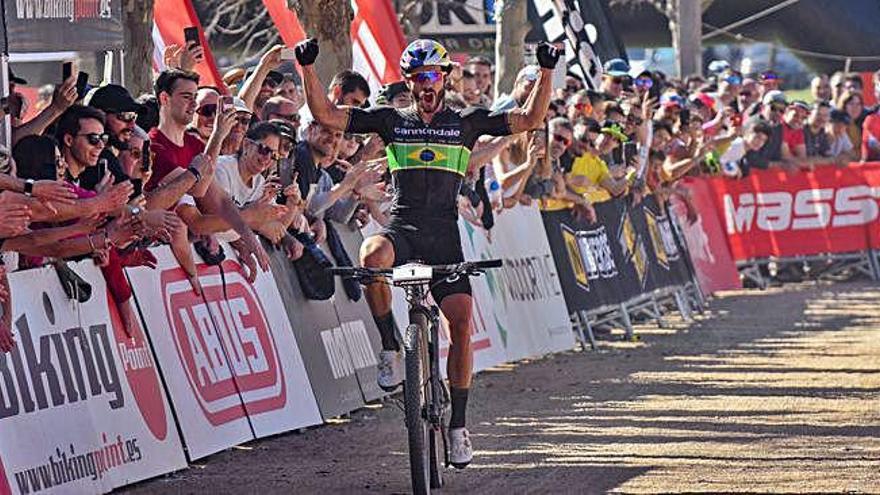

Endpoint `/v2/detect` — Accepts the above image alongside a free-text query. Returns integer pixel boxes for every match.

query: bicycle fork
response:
[425,306,451,467]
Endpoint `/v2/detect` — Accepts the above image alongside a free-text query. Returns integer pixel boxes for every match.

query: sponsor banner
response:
[265,246,365,419]
[326,223,387,403]
[127,247,253,460]
[197,255,322,439]
[675,178,741,294]
[0,262,186,495]
[703,166,876,260]
[541,203,626,313]
[459,205,574,361]
[3,0,124,53]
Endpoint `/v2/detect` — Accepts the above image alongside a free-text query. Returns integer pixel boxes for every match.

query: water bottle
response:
[487,179,502,210]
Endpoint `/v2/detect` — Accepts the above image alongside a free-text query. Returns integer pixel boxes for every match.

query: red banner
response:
[673,179,742,294]
[153,0,225,90]
[692,164,880,261]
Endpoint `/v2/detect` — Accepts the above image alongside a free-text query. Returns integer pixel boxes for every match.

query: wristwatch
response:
[187,165,202,182]
[23,179,34,197]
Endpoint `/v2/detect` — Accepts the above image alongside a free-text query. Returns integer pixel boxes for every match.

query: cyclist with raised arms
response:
[296,37,559,467]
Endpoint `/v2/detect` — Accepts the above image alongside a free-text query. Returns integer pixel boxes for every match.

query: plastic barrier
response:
[0,261,186,494]
[459,204,575,361]
[126,246,322,460]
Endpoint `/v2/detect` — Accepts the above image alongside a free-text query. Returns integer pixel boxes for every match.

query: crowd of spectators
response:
[1,35,879,352]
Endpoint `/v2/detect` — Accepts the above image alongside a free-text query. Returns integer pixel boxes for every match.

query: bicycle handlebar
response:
[326,260,503,281]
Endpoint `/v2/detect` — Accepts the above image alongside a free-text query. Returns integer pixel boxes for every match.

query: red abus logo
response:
[109,292,168,441]
[161,261,286,426]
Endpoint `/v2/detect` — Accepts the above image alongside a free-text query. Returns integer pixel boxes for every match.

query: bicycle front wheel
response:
[404,309,431,494]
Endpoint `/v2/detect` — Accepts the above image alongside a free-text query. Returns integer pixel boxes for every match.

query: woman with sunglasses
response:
[296,36,560,469]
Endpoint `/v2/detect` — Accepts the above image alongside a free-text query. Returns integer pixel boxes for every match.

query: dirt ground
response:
[124,281,880,494]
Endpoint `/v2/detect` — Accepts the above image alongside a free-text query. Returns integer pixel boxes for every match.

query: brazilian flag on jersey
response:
[386,143,471,176]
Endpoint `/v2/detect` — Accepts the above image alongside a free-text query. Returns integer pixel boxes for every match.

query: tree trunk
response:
[123,0,155,96]
[671,0,702,78]
[290,0,354,86]
[493,0,529,101]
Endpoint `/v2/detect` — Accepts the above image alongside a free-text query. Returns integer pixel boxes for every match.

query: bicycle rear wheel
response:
[404,310,431,494]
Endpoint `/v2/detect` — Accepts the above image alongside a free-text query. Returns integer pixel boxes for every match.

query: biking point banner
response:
[0,261,186,495]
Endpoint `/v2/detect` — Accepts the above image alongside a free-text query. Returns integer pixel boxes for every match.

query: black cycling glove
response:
[295,38,319,66]
[535,42,561,69]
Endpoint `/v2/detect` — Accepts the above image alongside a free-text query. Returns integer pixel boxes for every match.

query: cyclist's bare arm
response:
[506,67,554,134]
[301,64,350,131]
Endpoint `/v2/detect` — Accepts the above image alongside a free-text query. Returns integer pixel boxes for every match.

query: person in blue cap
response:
[601,58,631,98]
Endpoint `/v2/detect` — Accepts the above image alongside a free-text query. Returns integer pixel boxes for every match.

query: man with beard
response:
[297,37,559,468]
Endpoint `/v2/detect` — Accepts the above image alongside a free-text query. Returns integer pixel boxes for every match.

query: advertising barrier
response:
[0,261,186,494]
[126,246,322,460]
[265,243,366,419]
[698,165,880,261]
[673,179,742,294]
[459,204,575,361]
[542,194,699,318]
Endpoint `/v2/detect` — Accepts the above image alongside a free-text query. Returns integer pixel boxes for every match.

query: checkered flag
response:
[529,0,608,90]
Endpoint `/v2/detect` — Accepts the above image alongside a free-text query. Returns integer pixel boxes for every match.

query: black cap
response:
[268,119,296,141]
[829,109,851,124]
[8,70,26,85]
[86,84,143,113]
[378,81,407,104]
[246,66,284,86]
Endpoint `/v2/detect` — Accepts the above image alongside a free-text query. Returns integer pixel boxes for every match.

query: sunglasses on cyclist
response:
[247,138,281,160]
[196,104,217,117]
[78,133,109,146]
[408,71,444,84]
[113,111,138,123]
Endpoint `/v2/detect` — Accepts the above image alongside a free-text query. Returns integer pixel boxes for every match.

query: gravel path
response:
[124,281,880,494]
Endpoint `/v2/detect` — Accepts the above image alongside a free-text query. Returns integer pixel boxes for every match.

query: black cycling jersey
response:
[346,105,511,221]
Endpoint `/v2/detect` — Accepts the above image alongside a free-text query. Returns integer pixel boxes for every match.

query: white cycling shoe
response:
[377,350,404,391]
[448,427,473,469]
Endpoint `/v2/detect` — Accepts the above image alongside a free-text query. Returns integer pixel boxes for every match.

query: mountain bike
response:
[329,259,502,495]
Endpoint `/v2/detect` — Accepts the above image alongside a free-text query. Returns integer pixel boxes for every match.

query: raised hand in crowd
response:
[0,193,32,238]
[33,179,77,205]
[106,214,141,250]
[294,38,319,67]
[163,43,205,71]
[139,209,180,242]
[52,76,78,112]
[238,44,285,111]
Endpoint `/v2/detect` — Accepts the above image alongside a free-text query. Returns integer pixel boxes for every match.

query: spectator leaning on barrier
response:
[781,100,809,160]
[811,74,833,103]
[836,90,865,147]
[804,101,831,158]
[149,68,269,282]
[828,109,856,160]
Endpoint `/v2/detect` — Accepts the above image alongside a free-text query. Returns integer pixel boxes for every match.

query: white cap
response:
[231,96,253,114]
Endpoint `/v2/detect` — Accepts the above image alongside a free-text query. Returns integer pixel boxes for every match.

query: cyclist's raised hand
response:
[295,38,319,67]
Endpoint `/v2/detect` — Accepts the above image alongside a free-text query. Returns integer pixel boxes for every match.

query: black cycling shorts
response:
[379,216,471,304]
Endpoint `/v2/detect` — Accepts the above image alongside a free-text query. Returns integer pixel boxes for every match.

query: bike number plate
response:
[392,264,434,286]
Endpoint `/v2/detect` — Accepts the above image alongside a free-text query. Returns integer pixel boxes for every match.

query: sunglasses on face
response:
[78,133,109,146]
[635,78,653,88]
[263,79,279,89]
[565,84,580,93]
[408,71,443,84]
[725,75,743,85]
[553,133,572,147]
[113,111,138,123]
[235,115,252,126]
[196,104,217,117]
[739,91,752,98]
[248,138,281,160]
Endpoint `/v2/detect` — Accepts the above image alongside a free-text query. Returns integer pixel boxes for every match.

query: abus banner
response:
[0,262,186,495]
[703,166,879,260]
[127,246,321,460]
